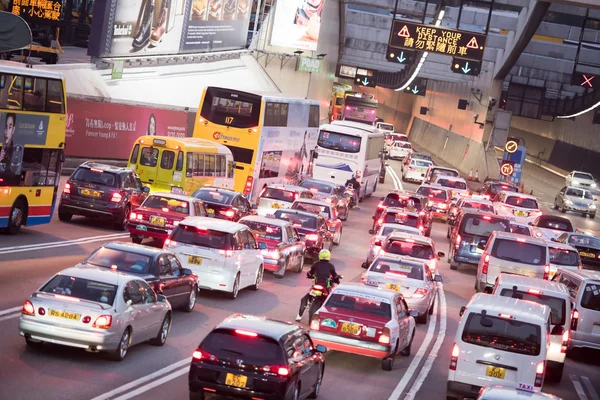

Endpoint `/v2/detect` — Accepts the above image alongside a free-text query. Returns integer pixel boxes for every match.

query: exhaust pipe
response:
[86,346,99,353]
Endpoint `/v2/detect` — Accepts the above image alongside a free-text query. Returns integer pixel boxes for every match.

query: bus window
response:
[200,88,261,128]
[195,153,204,176]
[140,147,159,167]
[227,160,234,178]
[130,144,140,164]
[309,105,320,127]
[205,154,216,177]
[46,79,65,113]
[23,78,46,112]
[160,150,175,170]
[8,75,23,109]
[318,130,361,153]
[186,152,194,177]
[176,151,184,172]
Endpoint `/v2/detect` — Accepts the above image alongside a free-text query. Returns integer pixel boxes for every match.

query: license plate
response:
[136,224,147,231]
[188,256,203,265]
[80,189,100,198]
[580,252,595,258]
[207,208,214,215]
[515,210,527,217]
[485,366,506,379]
[310,290,323,296]
[341,322,361,335]
[385,283,401,291]
[417,169,425,173]
[150,216,166,227]
[49,309,81,321]
[271,203,281,209]
[225,373,247,388]
[475,247,484,254]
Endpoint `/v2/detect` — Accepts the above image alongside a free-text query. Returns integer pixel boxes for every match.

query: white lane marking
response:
[0,306,22,316]
[387,292,438,400]
[404,283,447,400]
[0,233,129,251]
[112,367,189,400]
[90,357,191,400]
[386,165,404,191]
[0,313,20,322]
[582,376,600,400]
[571,374,590,400]
[0,233,129,255]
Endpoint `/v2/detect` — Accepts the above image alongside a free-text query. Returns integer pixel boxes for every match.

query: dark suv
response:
[192,187,256,221]
[58,162,149,230]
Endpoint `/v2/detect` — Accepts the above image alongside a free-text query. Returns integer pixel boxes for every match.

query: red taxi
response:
[373,207,427,236]
[239,215,306,278]
[416,184,452,221]
[128,192,207,244]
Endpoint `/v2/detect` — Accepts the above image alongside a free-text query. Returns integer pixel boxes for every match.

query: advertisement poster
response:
[270,0,325,51]
[89,0,251,57]
[65,98,189,159]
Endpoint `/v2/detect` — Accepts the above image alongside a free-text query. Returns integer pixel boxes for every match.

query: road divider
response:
[0,306,22,322]
[0,233,129,255]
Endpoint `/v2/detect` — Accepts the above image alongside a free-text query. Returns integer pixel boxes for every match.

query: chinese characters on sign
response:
[388,21,487,61]
[10,0,63,22]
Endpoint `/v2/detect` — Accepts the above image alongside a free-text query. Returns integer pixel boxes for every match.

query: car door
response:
[167,254,193,307]
[136,279,164,339]
[156,255,181,305]
[244,229,261,282]
[123,280,153,344]
[398,296,411,348]
[124,173,146,208]
[285,334,318,398]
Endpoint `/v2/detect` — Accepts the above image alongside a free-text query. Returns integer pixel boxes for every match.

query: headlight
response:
[591,204,597,209]
[573,180,580,185]
[592,183,597,188]
[564,199,573,205]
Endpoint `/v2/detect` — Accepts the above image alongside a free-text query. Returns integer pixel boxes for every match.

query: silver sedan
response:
[19,266,172,361]
[363,223,422,268]
[554,186,596,218]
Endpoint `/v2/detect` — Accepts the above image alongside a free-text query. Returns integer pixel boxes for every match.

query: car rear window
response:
[143,195,190,215]
[382,212,419,227]
[72,167,118,188]
[412,160,432,168]
[41,275,118,306]
[573,172,593,180]
[510,224,531,236]
[274,210,317,230]
[549,247,579,266]
[462,313,541,356]
[193,189,234,205]
[461,215,510,237]
[240,221,282,241]
[505,196,538,209]
[369,258,424,280]
[261,188,297,202]
[389,134,407,142]
[383,194,423,210]
[537,217,573,232]
[432,169,459,178]
[437,179,467,190]
[417,186,448,200]
[326,292,392,318]
[581,284,600,312]
[200,329,286,365]
[462,201,494,213]
[171,225,232,250]
[491,183,518,194]
[84,248,152,274]
[568,235,600,247]
[397,142,411,149]
[299,180,333,194]
[499,288,566,326]
[413,153,433,162]
[383,239,434,260]
[491,239,546,265]
[292,202,330,218]
[381,225,419,236]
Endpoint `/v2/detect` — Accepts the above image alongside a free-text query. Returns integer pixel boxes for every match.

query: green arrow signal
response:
[412,86,419,94]
[397,52,406,63]
[362,77,369,86]
[462,62,471,74]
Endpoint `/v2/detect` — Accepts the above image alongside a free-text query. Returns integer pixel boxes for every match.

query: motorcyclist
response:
[345,174,361,208]
[295,249,338,322]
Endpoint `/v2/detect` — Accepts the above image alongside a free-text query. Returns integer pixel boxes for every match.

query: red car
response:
[128,192,208,244]
[416,185,452,221]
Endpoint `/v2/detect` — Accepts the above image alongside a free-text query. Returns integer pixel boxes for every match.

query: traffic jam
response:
[9,130,600,400]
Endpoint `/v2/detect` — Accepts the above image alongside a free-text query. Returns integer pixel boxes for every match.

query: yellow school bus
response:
[127,136,234,195]
[193,86,320,200]
[0,62,67,234]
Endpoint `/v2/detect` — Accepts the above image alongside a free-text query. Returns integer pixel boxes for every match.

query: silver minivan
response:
[552,268,600,351]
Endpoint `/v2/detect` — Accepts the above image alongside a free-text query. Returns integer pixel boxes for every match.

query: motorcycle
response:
[306,272,343,321]
[343,185,357,209]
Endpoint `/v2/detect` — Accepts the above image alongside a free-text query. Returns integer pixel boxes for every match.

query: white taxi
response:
[388,141,412,160]
[493,191,542,224]
[477,386,562,400]
[363,223,422,267]
[380,231,445,276]
[433,176,469,199]
[447,293,551,399]
[255,185,314,216]
[309,282,417,371]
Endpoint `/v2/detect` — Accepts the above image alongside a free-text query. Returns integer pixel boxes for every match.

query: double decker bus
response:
[0,62,66,234]
[193,86,320,201]
[342,92,378,125]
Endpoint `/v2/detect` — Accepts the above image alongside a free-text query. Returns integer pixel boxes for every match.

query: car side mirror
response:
[315,344,327,353]
[182,268,192,276]
[409,311,419,318]
[380,197,384,201]
[459,306,466,317]
[551,238,557,242]
[435,275,443,282]
[157,294,167,303]
[372,216,376,220]
[252,204,258,209]
[528,222,533,226]
[312,153,318,159]
[143,186,150,193]
[437,252,445,258]
[477,242,486,250]
[368,229,375,235]
[126,299,133,306]
[258,242,268,250]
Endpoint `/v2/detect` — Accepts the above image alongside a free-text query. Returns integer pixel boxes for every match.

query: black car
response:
[479,180,519,199]
[555,232,600,266]
[58,161,149,230]
[80,242,199,311]
[273,209,333,261]
[299,178,350,221]
[373,190,432,233]
[189,314,326,400]
[192,187,256,221]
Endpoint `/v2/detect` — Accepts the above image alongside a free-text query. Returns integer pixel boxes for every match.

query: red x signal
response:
[581,74,595,88]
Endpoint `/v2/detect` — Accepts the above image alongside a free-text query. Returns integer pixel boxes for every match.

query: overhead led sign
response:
[572,72,597,88]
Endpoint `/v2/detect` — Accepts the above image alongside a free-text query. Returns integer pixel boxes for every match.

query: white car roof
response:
[559,268,600,282]
[545,241,577,251]
[431,166,458,173]
[466,293,550,325]
[148,192,197,202]
[386,231,433,245]
[496,274,570,298]
[571,170,593,177]
[499,191,538,200]
[479,385,562,400]
[239,215,291,227]
[435,176,466,183]
[333,282,398,300]
[565,186,592,193]
[180,216,246,233]
[493,231,547,246]
[379,223,421,235]
[292,199,331,208]
[266,184,309,192]
[56,266,137,286]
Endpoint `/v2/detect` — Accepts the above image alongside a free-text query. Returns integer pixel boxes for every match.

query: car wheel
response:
[400,330,415,356]
[131,235,143,244]
[114,205,130,231]
[296,255,304,273]
[228,273,240,299]
[251,265,264,290]
[25,337,43,347]
[58,210,72,222]
[308,365,323,398]
[560,205,566,214]
[150,313,171,346]
[189,390,205,400]
[417,310,429,324]
[109,328,131,361]
[181,286,197,312]
[553,201,559,210]
[7,199,26,235]
[276,257,288,279]
[334,228,342,245]
[381,356,394,371]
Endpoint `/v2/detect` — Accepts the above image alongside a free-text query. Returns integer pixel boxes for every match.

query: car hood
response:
[536,227,569,241]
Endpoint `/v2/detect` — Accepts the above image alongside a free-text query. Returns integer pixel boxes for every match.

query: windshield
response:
[383,239,434,260]
[193,189,234,205]
[318,130,361,153]
[326,291,391,318]
[462,313,541,356]
[41,275,118,306]
[299,180,333,194]
[383,194,423,210]
[382,212,419,227]
[274,210,317,230]
[143,195,190,215]
[549,247,579,266]
[369,258,424,280]
[573,172,593,180]
[417,187,448,200]
[437,179,467,190]
[581,284,600,312]
[240,221,282,241]
[491,239,546,265]
[396,142,411,149]
[462,201,494,212]
[499,289,566,326]
[462,216,510,237]
[510,224,531,236]
[566,188,593,199]
[505,196,539,209]
[537,217,573,232]
[292,202,331,218]
[261,188,297,203]
[201,329,286,365]
[412,160,432,168]
[381,225,419,236]
[72,167,118,188]
[568,235,600,247]
[171,225,232,250]
[85,248,152,274]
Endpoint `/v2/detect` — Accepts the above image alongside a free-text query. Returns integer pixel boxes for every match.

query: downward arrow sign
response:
[462,62,471,74]
[362,77,369,86]
[411,86,419,94]
[397,52,406,63]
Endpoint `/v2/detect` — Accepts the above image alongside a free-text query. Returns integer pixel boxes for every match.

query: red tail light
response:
[243,176,254,195]
[235,329,258,337]
[22,300,35,316]
[534,361,545,387]
[192,350,203,360]
[374,239,382,246]
[378,327,391,344]
[377,202,385,209]
[220,210,235,218]
[111,192,123,203]
[218,249,234,258]
[482,254,490,275]
[192,349,219,362]
[310,314,320,330]
[377,218,383,225]
[418,225,424,232]
[455,234,461,249]
[93,315,112,329]
[164,239,177,247]
[305,234,319,241]
[561,329,569,353]
[324,198,332,203]
[543,264,550,280]
[571,309,579,331]
[450,343,459,370]
[82,316,91,324]
[313,285,324,290]
[412,288,428,298]
[64,182,71,194]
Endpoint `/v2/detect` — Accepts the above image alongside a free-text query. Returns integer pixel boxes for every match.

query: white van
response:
[546,241,581,280]
[447,293,551,400]
[256,184,314,216]
[165,217,265,299]
[476,232,550,293]
[492,274,572,382]
[552,268,600,352]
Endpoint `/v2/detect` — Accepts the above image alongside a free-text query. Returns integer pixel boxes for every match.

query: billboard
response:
[88,0,252,58]
[270,0,325,51]
[9,0,63,24]
[65,98,190,159]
